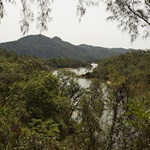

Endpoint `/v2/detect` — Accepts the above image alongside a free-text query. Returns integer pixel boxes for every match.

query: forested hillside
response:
[0,34,132,62]
[0,49,84,149]
[47,58,88,68]
[0,49,149,149]
[91,50,150,149]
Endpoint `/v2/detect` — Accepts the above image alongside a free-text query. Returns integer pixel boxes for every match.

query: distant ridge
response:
[0,34,132,61]
[52,36,62,42]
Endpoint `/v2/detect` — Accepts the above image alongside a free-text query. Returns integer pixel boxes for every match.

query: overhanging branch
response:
[116,0,150,26]
[126,4,150,26]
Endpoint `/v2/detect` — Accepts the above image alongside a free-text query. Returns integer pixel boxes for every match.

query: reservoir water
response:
[53,63,98,88]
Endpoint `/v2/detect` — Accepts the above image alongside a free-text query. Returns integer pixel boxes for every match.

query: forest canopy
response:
[0,48,150,149]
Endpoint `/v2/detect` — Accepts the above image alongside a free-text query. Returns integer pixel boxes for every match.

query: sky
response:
[0,0,150,49]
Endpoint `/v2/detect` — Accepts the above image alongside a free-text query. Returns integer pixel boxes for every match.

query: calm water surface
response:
[53,63,98,88]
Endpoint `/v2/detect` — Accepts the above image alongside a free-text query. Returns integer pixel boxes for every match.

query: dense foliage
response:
[0,49,150,149]
[0,49,81,149]
[47,58,88,68]
[92,50,150,149]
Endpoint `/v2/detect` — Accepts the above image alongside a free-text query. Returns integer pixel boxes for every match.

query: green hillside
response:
[0,49,150,149]
[0,34,132,62]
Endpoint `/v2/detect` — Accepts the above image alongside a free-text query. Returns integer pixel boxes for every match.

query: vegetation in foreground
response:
[0,49,150,149]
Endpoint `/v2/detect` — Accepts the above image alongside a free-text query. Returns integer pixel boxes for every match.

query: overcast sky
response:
[0,0,150,49]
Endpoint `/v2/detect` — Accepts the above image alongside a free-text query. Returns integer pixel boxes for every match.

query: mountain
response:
[0,34,132,61]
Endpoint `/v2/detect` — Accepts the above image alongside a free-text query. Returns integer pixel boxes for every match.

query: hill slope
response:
[0,34,132,61]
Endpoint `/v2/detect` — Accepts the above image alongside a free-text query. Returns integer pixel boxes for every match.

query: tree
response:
[0,0,53,34]
[22,73,59,120]
[0,49,78,149]
[91,50,150,149]
[0,0,149,40]
[77,0,150,41]
[56,69,84,119]
[80,78,105,150]
[104,0,150,41]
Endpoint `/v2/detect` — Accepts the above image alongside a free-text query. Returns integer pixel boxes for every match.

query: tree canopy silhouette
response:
[0,0,149,41]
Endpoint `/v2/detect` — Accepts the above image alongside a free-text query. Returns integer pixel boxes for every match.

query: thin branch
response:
[116,0,150,26]
[126,4,150,26]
